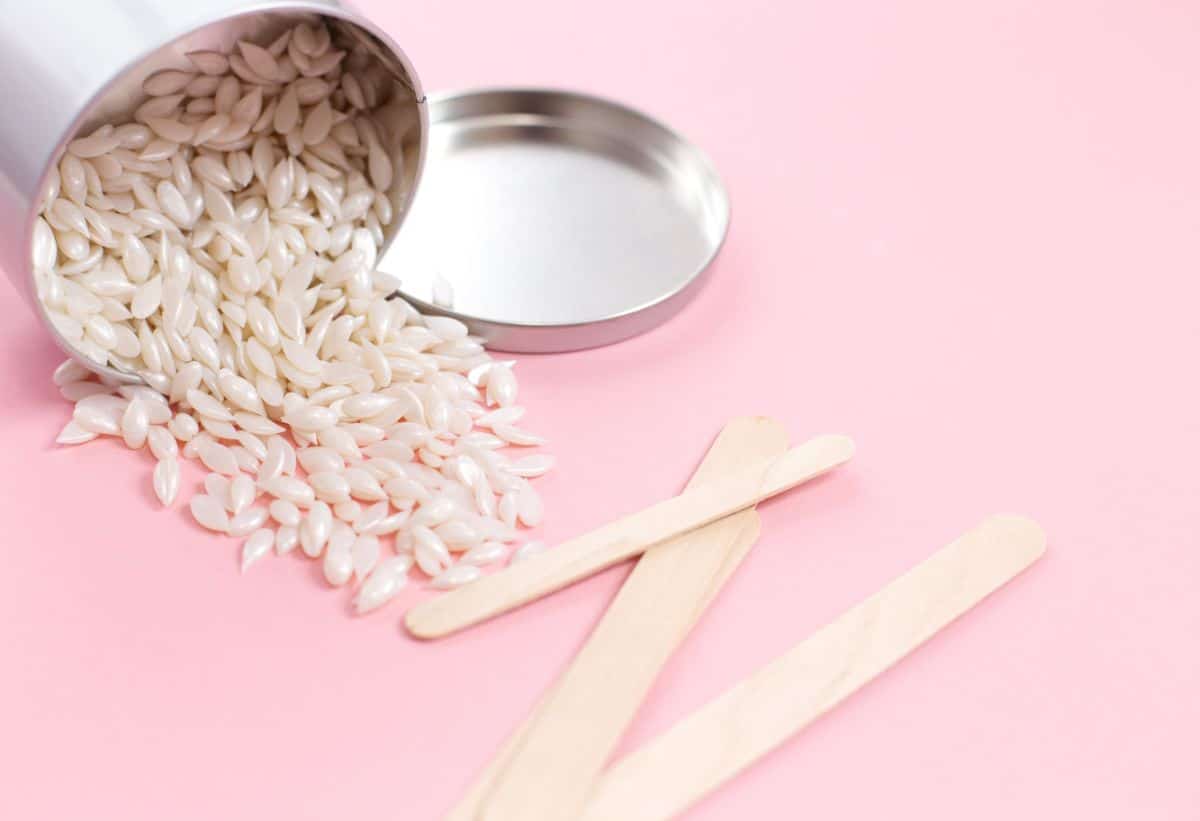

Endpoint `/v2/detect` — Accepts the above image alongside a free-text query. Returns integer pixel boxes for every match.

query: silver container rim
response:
[25,1,428,382]
[401,86,731,349]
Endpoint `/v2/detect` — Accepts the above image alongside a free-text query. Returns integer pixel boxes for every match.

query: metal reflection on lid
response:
[379,88,730,353]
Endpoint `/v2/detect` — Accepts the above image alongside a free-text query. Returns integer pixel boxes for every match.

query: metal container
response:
[0,0,426,380]
[382,88,730,353]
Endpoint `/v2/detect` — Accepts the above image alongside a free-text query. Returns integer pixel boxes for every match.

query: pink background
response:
[2,0,1198,818]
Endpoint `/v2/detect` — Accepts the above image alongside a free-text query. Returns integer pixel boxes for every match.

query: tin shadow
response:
[2,323,67,416]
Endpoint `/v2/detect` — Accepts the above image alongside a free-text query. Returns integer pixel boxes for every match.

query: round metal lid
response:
[377,88,730,353]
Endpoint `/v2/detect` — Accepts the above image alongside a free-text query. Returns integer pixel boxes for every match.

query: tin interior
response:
[377,88,730,353]
[31,7,426,383]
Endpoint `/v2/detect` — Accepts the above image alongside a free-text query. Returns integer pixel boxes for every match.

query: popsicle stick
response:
[445,416,788,821]
[579,514,1047,821]
[407,433,855,639]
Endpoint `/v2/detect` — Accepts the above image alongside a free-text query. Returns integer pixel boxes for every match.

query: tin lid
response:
[377,88,730,353]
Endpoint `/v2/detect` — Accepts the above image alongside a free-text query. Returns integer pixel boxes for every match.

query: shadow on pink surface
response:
[3,319,67,420]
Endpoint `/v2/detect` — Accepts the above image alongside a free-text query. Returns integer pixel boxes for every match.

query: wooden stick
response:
[407,434,855,640]
[578,514,1047,821]
[445,417,789,821]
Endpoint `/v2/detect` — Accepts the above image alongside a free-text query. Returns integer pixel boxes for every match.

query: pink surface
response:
[2,1,1198,818]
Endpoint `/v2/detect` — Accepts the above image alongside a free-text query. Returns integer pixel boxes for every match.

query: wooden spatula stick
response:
[579,514,1047,821]
[407,433,855,640]
[447,417,789,821]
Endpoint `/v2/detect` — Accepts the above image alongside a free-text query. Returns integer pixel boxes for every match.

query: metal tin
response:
[378,88,730,353]
[0,0,427,381]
